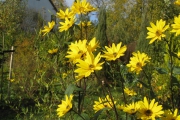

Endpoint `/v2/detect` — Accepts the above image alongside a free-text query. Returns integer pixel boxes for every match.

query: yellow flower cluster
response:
[41,0,96,35]
[146,15,180,44]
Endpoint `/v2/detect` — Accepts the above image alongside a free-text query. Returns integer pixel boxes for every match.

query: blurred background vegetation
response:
[0,0,180,119]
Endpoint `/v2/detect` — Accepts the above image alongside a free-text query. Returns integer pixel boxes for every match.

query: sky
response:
[64,0,74,7]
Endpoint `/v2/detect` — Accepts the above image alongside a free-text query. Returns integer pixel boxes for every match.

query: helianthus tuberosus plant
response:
[39,0,180,119]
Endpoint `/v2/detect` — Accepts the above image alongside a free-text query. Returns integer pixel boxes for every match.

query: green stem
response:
[142,69,155,98]
[168,37,174,110]
[94,72,119,120]
[72,109,86,120]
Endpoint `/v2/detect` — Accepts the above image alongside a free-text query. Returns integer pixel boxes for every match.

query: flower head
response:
[59,18,75,32]
[123,102,140,115]
[48,48,58,54]
[146,19,169,44]
[41,21,55,36]
[65,40,88,63]
[137,97,164,120]
[56,8,75,20]
[79,21,92,28]
[177,51,180,58]
[162,109,180,120]
[74,51,104,81]
[101,42,127,61]
[175,0,180,5]
[124,87,137,96]
[87,37,99,52]
[93,95,116,113]
[71,0,96,14]
[171,15,180,36]
[126,51,151,74]
[57,94,73,117]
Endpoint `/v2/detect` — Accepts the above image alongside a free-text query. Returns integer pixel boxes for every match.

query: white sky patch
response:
[65,0,74,7]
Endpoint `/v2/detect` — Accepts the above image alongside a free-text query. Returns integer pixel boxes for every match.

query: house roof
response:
[49,0,58,12]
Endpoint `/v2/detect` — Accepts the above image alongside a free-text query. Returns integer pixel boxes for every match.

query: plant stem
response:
[72,109,86,120]
[94,72,119,120]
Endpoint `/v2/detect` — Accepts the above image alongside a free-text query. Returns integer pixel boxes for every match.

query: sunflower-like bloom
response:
[137,97,164,120]
[41,21,55,36]
[57,94,73,117]
[48,48,58,54]
[124,87,137,96]
[71,0,96,14]
[175,0,180,5]
[162,109,180,120]
[87,37,99,52]
[101,42,127,61]
[171,15,180,36]
[146,19,169,44]
[59,18,75,32]
[56,8,75,20]
[74,51,104,81]
[93,95,116,113]
[126,51,151,74]
[66,40,88,64]
[123,102,140,115]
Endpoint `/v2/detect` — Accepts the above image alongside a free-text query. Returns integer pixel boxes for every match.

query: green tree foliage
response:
[0,0,26,49]
[95,6,108,47]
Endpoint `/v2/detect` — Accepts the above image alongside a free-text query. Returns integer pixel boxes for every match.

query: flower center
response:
[156,30,162,37]
[130,109,136,113]
[145,109,153,116]
[80,7,85,13]
[113,52,117,57]
[89,64,95,69]
[136,62,142,68]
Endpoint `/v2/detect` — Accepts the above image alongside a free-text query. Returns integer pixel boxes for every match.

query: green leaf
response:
[80,113,90,120]
[155,67,168,74]
[92,108,107,120]
[173,66,180,75]
[65,84,76,96]
[65,84,82,96]
[172,76,180,86]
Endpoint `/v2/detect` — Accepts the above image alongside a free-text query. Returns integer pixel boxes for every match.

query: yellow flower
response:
[171,15,180,36]
[124,87,137,96]
[41,21,55,36]
[74,51,104,81]
[65,40,88,63]
[123,102,140,115]
[116,104,124,110]
[59,18,75,32]
[79,21,92,28]
[175,0,180,5]
[126,51,151,74]
[177,51,180,58]
[87,37,99,52]
[146,19,169,44]
[71,0,96,14]
[101,42,127,61]
[48,48,58,54]
[137,97,164,120]
[57,94,73,117]
[93,95,116,113]
[56,8,75,20]
[162,109,180,120]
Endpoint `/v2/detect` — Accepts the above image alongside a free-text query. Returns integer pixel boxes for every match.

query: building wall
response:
[27,0,57,22]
